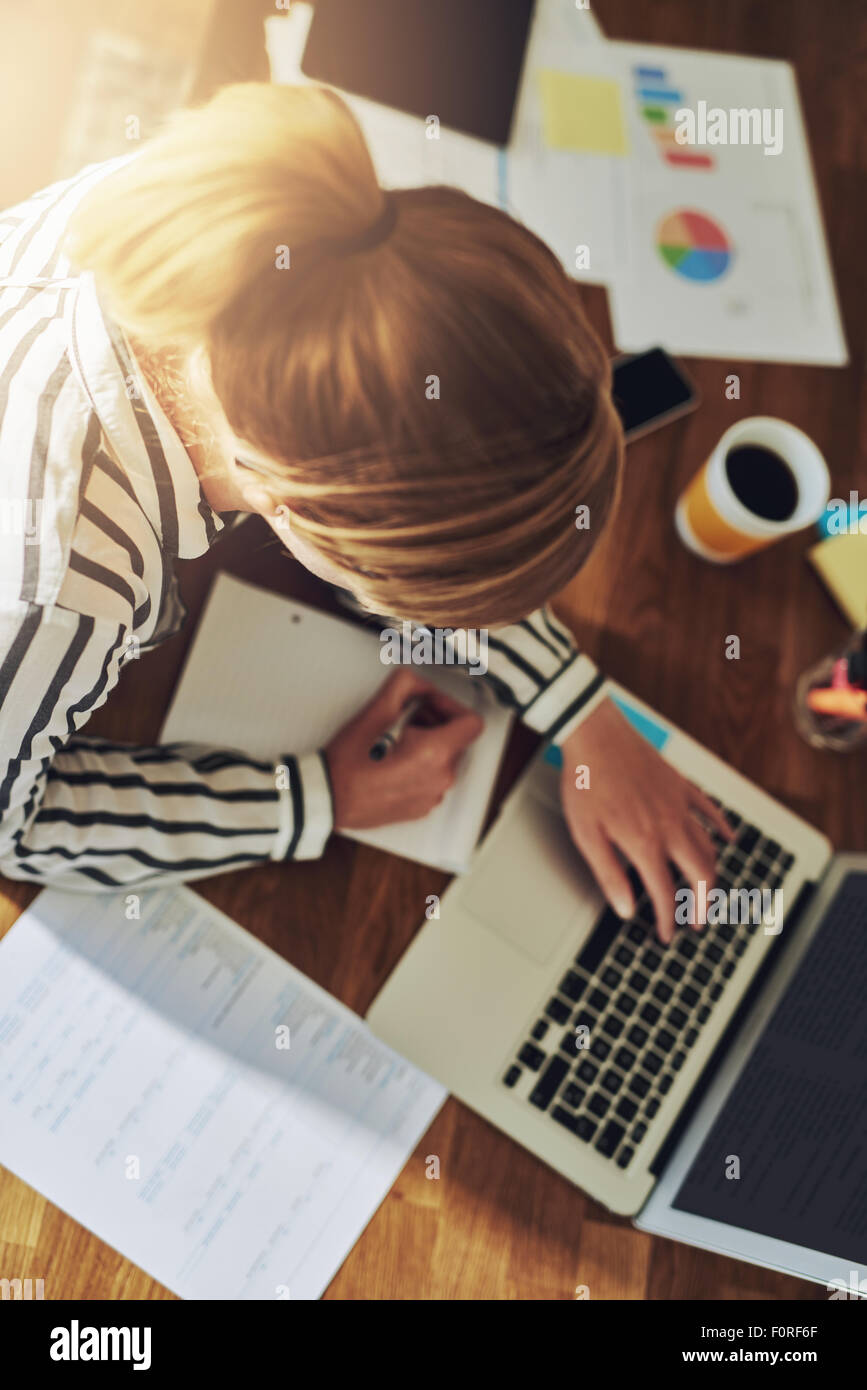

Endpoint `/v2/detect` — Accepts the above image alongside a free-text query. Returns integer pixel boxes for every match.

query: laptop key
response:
[655,1029,675,1053]
[627,923,646,944]
[559,971,585,1001]
[645,1097,660,1118]
[519,1042,545,1070]
[615,1096,638,1122]
[601,966,621,989]
[665,959,685,982]
[668,1007,687,1029]
[616,991,637,1016]
[602,1015,624,1039]
[684,1027,699,1047]
[531,1019,549,1041]
[627,1024,649,1048]
[658,1073,673,1094]
[693,964,711,985]
[574,1008,595,1032]
[615,945,634,967]
[615,1046,636,1070]
[697,1005,711,1024]
[588,1092,610,1118]
[642,948,662,971]
[616,1145,635,1169]
[643,1050,663,1076]
[562,1030,585,1058]
[640,1002,661,1026]
[545,997,571,1025]
[632,1121,647,1142]
[680,985,699,1007]
[677,936,698,959]
[576,907,623,974]
[671,1050,687,1071]
[551,1106,596,1141]
[563,1082,585,1108]
[503,1065,521,1087]
[629,970,650,994]
[653,980,673,1003]
[629,1073,650,1098]
[590,1037,611,1061]
[529,1055,570,1109]
[705,943,723,964]
[601,1069,623,1094]
[596,1120,625,1158]
[588,988,609,1011]
[577,1059,597,1083]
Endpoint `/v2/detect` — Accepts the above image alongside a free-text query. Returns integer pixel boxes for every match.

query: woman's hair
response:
[65,82,623,629]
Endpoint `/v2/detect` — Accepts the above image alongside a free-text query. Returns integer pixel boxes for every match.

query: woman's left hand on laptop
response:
[559,699,733,945]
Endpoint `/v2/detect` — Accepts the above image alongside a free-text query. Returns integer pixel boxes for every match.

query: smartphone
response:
[611,347,699,443]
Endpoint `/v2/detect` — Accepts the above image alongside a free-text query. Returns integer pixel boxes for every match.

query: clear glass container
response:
[794,630,867,752]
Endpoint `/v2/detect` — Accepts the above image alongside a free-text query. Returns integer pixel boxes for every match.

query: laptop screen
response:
[671,872,867,1266]
[301,0,536,146]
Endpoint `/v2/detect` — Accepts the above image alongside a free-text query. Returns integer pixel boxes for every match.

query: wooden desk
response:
[1,0,864,1301]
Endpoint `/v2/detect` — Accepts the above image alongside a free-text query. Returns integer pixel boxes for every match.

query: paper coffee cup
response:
[675,417,830,563]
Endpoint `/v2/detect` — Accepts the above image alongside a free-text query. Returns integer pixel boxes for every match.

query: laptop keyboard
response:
[501,803,794,1171]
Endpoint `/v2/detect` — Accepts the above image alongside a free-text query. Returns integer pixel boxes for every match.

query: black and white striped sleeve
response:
[0,603,333,891]
[448,607,610,743]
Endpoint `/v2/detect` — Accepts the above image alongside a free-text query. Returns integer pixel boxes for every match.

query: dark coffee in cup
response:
[724,444,799,523]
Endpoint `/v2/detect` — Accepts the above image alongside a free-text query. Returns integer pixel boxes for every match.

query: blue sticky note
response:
[817,500,865,539]
[610,695,671,750]
[543,695,671,768]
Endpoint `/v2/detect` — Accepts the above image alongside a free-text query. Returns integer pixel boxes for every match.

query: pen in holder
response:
[794,629,867,752]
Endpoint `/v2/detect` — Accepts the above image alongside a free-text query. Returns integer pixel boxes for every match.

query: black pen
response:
[368,696,425,761]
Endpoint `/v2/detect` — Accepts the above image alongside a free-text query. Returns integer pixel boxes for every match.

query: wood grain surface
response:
[0,0,864,1301]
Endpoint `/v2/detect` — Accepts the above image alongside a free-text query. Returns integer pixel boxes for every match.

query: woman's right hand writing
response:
[324,669,484,830]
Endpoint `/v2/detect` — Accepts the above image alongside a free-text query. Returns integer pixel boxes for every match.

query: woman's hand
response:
[325,669,483,830]
[560,698,732,943]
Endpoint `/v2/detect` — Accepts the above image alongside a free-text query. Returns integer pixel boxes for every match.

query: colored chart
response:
[632,63,714,170]
[656,209,732,282]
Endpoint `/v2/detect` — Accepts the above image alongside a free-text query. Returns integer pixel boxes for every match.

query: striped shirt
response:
[0,159,607,893]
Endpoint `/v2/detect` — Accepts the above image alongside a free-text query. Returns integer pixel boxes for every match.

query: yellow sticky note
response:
[808,533,867,628]
[538,69,629,156]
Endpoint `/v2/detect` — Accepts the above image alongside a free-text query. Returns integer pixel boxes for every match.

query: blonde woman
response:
[0,84,727,939]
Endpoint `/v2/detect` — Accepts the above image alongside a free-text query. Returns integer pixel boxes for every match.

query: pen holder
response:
[794,632,867,752]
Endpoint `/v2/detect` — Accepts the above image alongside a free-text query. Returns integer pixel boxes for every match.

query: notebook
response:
[0,886,446,1300]
[161,573,513,873]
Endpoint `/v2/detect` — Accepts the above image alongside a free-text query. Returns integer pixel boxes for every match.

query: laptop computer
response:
[366,681,867,1293]
[301,0,536,146]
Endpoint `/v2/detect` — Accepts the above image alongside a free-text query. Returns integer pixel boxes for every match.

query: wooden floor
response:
[1,0,865,1301]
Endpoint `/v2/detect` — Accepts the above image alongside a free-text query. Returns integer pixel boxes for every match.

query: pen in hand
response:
[368,695,426,761]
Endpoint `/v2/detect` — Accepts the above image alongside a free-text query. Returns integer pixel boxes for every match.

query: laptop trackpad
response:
[459,794,598,965]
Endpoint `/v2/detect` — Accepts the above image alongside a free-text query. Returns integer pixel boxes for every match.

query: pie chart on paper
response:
[656,209,732,282]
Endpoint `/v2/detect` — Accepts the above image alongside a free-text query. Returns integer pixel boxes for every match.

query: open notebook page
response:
[161,573,513,873]
[0,886,446,1299]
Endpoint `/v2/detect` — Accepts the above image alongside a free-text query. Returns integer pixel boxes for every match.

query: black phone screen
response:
[612,348,697,438]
